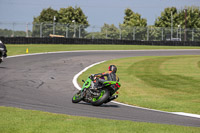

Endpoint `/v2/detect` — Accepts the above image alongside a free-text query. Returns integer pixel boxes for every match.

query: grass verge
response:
[1,106,199,133]
[78,55,200,114]
[6,44,200,56]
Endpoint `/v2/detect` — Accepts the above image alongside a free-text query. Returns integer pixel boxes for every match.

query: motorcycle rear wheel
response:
[91,89,110,106]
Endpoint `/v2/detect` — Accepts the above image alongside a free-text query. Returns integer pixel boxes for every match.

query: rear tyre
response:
[72,91,82,103]
[91,89,110,106]
[0,52,2,63]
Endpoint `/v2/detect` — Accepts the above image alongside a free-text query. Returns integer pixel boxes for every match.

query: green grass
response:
[6,44,200,56]
[1,106,199,133]
[78,55,200,114]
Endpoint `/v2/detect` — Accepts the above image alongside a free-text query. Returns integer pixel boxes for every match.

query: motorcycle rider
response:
[92,65,119,91]
[90,65,119,102]
[0,40,7,63]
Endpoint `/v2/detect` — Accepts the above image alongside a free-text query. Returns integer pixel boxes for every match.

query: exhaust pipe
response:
[109,95,118,101]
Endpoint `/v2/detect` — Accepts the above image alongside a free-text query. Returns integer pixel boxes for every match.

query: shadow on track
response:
[75,102,120,108]
[0,66,7,69]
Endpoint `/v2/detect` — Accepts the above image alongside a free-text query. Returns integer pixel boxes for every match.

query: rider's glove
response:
[90,74,97,81]
[90,74,94,81]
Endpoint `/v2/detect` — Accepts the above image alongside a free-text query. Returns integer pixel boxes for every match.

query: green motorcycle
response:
[72,75,121,106]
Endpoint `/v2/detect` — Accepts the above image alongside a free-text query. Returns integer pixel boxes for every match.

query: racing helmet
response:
[108,65,117,73]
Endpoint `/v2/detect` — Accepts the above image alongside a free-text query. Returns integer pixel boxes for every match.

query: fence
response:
[0,22,200,41]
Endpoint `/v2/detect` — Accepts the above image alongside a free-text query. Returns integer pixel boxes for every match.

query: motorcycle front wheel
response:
[72,91,82,103]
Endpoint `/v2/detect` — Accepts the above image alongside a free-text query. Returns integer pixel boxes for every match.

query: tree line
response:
[31,6,200,40]
[1,6,200,40]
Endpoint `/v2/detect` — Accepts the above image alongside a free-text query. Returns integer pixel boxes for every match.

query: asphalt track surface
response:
[0,50,200,127]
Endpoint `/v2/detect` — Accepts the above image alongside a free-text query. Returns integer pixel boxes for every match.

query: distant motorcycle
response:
[0,40,7,64]
[0,48,5,63]
[72,75,121,106]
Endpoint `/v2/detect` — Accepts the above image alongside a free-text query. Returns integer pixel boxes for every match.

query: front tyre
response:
[91,89,110,106]
[72,91,82,103]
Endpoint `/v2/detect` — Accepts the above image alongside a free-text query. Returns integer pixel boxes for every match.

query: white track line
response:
[72,60,106,90]
[6,50,200,119]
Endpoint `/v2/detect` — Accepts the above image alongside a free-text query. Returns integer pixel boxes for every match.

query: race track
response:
[0,50,200,127]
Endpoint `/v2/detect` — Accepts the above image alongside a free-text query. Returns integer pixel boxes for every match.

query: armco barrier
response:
[0,37,200,46]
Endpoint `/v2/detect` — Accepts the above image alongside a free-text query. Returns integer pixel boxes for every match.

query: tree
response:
[58,7,88,25]
[35,7,58,23]
[155,6,200,41]
[155,6,200,28]
[32,6,89,38]
[58,6,89,38]
[0,29,32,37]
[85,24,120,39]
[101,23,120,39]
[120,8,147,40]
[123,8,147,27]
[155,7,179,27]
[178,7,200,29]
[179,7,200,41]
[147,26,163,41]
[32,7,59,37]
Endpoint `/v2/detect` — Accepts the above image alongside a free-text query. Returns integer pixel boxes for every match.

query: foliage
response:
[35,7,59,23]
[178,7,200,41]
[123,8,147,27]
[3,6,199,41]
[101,23,120,39]
[155,7,179,28]
[155,6,200,28]
[0,29,32,37]
[86,24,120,39]
[58,7,88,25]
[120,8,147,40]
[148,26,163,41]
[32,7,59,37]
[32,7,89,37]
[155,6,200,41]
[178,7,200,29]
[58,6,89,38]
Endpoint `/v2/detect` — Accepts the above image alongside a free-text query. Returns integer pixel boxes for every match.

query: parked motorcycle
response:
[72,75,121,106]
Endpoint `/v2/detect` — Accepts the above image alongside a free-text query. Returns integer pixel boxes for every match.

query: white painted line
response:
[72,60,106,90]
[171,112,200,119]
[112,101,200,118]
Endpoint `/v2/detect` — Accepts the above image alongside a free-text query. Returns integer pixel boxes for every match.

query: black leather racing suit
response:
[0,42,7,58]
[93,71,119,91]
[94,71,119,82]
